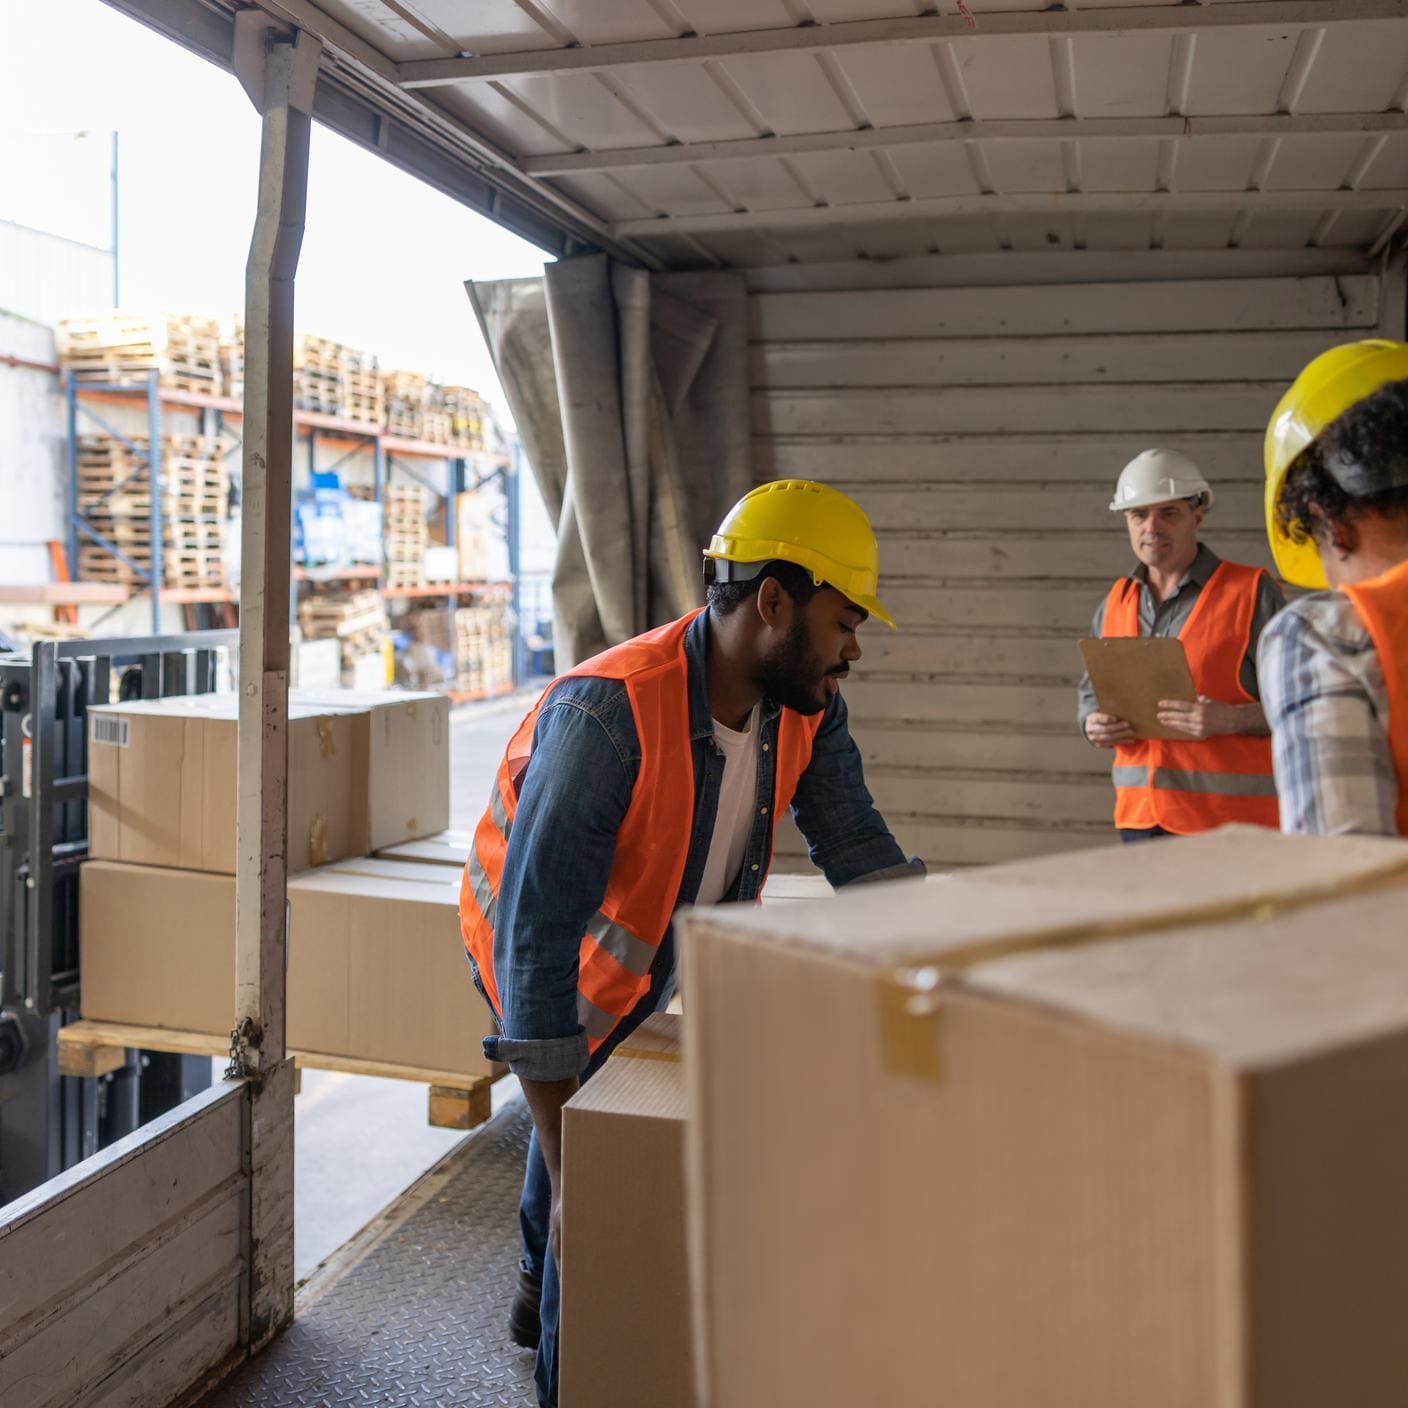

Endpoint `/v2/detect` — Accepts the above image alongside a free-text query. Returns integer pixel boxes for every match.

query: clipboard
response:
[1078,637,1197,741]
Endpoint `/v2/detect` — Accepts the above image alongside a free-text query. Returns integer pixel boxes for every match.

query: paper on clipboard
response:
[1078,637,1197,741]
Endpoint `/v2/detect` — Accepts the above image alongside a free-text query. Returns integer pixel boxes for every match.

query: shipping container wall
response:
[752,265,1403,870]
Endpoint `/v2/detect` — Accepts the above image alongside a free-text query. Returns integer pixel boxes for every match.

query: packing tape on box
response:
[316,716,335,758]
[875,848,1408,1086]
[308,814,328,867]
[615,1046,680,1065]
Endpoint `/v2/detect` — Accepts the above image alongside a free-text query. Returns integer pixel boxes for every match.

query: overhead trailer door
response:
[752,267,1404,870]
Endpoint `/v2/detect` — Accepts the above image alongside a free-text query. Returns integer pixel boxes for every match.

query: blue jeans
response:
[1118,825,1174,843]
[521,1127,559,1407]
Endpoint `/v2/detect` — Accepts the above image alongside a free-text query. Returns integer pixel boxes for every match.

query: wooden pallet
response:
[298,590,388,641]
[384,563,426,589]
[54,1019,504,1131]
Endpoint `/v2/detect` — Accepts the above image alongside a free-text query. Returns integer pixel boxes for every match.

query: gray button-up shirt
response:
[1076,544,1286,733]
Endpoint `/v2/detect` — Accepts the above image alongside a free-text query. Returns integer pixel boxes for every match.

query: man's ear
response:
[1308,504,1357,560]
[754,576,789,630]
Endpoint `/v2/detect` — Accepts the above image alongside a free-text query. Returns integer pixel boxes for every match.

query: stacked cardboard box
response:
[679,827,1408,1408]
[79,688,483,1076]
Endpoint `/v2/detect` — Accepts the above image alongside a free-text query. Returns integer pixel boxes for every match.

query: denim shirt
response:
[479,610,925,1081]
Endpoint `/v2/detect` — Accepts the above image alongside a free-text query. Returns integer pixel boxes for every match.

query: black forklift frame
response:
[0,629,237,1202]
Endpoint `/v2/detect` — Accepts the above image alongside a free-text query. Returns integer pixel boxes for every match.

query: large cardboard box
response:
[561,1014,692,1408]
[79,857,494,1078]
[680,827,1408,1408]
[87,694,367,874]
[88,689,449,872]
[375,828,474,868]
[291,688,450,851]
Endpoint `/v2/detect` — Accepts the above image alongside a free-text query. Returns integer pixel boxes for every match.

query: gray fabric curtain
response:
[468,255,750,667]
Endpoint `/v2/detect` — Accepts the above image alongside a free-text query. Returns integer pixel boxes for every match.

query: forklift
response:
[0,629,236,1203]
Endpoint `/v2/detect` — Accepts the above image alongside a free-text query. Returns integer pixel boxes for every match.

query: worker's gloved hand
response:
[1156,695,1240,740]
[1084,711,1135,749]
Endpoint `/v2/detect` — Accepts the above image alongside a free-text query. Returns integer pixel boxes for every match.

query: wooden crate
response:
[297,590,389,642]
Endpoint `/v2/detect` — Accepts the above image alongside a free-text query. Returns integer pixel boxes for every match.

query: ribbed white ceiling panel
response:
[116,0,1408,271]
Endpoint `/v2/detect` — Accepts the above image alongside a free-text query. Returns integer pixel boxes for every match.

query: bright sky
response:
[0,0,553,427]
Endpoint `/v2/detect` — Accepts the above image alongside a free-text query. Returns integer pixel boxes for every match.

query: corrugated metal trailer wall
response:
[755,261,1406,870]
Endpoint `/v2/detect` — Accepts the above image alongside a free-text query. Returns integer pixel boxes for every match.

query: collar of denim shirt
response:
[684,607,783,743]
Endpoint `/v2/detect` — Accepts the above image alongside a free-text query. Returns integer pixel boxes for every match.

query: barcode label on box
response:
[91,716,130,747]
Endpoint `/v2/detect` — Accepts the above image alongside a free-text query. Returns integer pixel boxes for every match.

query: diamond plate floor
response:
[203,1101,537,1407]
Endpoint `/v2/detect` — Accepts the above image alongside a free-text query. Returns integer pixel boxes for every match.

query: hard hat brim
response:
[845,590,897,631]
[1109,488,1216,513]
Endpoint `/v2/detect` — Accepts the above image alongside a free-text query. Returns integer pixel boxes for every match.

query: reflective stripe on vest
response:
[1103,560,1279,834]
[1341,558,1408,836]
[459,608,824,1055]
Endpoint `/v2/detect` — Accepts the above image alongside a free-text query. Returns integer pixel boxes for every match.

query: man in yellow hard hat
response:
[457,479,923,1407]
[1078,448,1284,840]
[1259,339,1408,835]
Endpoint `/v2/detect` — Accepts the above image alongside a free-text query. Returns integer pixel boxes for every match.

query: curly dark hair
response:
[1275,377,1408,545]
[706,559,819,618]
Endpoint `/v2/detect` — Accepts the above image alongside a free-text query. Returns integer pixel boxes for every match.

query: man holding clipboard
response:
[1076,449,1284,841]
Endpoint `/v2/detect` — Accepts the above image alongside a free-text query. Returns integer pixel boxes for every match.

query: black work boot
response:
[509,1264,543,1349]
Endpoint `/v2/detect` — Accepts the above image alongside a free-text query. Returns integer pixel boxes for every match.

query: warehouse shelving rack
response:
[63,376,524,696]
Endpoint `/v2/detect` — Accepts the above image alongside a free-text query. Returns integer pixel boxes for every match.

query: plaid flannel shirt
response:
[1256,590,1398,835]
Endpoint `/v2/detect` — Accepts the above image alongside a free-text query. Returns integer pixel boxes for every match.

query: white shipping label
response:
[91,715,130,747]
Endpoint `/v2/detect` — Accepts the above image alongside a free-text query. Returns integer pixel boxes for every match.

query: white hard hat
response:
[1109,449,1215,512]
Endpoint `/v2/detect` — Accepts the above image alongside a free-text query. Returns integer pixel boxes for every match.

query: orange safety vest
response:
[1341,557,1408,836]
[459,608,823,1055]
[1102,559,1279,833]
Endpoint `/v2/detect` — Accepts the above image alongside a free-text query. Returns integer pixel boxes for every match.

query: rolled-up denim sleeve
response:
[789,688,926,887]
[486,694,634,1081]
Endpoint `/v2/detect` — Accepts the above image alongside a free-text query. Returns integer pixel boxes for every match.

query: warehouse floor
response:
[202,1102,538,1407]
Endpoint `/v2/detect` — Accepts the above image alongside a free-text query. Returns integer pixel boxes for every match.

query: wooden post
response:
[231,10,321,1354]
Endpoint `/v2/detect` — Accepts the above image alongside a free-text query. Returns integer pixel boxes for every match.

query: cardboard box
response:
[374,828,474,868]
[561,1014,692,1408]
[291,688,449,851]
[79,858,495,1078]
[87,694,366,874]
[680,827,1408,1408]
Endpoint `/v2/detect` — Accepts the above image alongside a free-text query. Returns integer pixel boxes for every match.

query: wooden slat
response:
[749,276,1379,341]
[875,529,1275,581]
[841,678,1104,729]
[857,632,1086,682]
[853,723,1104,776]
[866,769,1115,826]
[755,432,1263,483]
[751,329,1339,389]
[754,384,1279,436]
[871,582,1117,633]
[837,480,1266,533]
[56,1020,507,1090]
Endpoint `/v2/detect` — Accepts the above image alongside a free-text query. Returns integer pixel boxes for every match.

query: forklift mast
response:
[0,630,237,1203]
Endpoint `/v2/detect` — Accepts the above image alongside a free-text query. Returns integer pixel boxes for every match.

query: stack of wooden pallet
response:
[429,385,484,451]
[56,313,223,396]
[383,482,427,588]
[296,590,389,686]
[341,345,383,428]
[220,318,244,402]
[293,334,344,416]
[76,434,229,589]
[382,369,429,440]
[455,599,514,697]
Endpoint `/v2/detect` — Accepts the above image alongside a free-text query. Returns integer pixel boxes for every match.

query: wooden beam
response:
[398,2,1408,88]
[523,112,1408,177]
[613,187,1408,239]
[232,8,319,1355]
[427,1081,494,1131]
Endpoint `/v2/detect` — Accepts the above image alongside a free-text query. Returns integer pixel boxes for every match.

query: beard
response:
[755,615,837,716]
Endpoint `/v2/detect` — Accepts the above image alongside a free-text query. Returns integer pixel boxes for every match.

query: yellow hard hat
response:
[1265,339,1408,588]
[704,479,896,629]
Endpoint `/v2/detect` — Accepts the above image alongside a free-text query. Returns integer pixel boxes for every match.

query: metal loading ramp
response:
[202,1103,536,1408]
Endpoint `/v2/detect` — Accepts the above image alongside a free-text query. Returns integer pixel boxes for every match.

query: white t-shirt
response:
[694,705,762,906]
